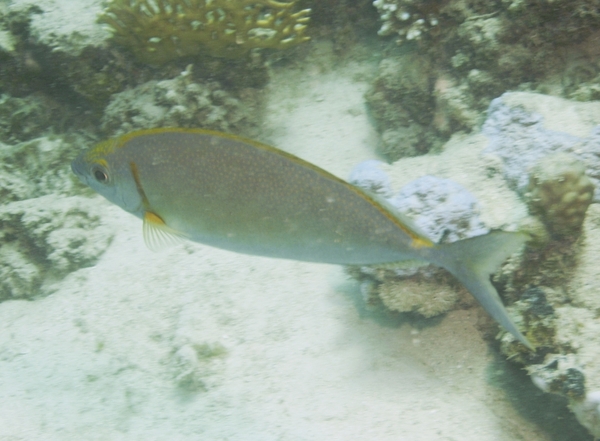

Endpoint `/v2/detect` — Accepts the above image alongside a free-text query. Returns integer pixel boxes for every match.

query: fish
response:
[71,128,533,349]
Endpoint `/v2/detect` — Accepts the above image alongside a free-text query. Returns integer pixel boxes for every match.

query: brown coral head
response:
[526,153,595,239]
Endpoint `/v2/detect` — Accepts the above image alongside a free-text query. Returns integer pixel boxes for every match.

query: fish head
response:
[71,140,145,218]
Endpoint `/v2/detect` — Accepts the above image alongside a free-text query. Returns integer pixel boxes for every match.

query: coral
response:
[100,66,262,136]
[348,159,394,198]
[389,175,488,243]
[99,0,311,64]
[526,153,594,239]
[499,203,600,438]
[372,0,443,44]
[483,92,600,201]
[365,52,443,161]
[370,0,600,154]
[0,195,114,301]
[0,94,54,143]
[347,173,487,319]
[378,273,461,318]
[0,135,84,203]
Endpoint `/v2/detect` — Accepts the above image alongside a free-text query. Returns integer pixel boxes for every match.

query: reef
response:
[0,135,114,302]
[0,2,133,128]
[499,203,600,438]
[99,0,311,64]
[483,92,600,202]
[526,153,594,239]
[364,52,441,161]
[373,0,443,44]
[349,91,600,438]
[6,0,109,56]
[0,94,54,144]
[368,0,600,161]
[347,155,499,320]
[478,93,600,438]
[101,66,263,137]
[0,194,113,301]
[0,136,81,202]
[0,0,271,137]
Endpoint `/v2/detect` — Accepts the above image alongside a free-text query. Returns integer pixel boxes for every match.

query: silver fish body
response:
[72,128,532,349]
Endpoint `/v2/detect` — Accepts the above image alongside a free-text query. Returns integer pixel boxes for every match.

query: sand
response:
[0,43,567,440]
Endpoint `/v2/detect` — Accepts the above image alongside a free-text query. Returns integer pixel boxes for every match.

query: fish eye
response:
[91,165,109,183]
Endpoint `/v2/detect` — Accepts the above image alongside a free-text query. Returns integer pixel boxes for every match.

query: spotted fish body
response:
[72,128,532,349]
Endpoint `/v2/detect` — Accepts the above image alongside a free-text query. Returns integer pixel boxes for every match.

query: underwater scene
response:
[1,0,600,439]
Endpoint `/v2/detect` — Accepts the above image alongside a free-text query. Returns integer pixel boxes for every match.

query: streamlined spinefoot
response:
[72,128,532,349]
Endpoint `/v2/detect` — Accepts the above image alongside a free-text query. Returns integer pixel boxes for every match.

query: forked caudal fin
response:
[433,231,533,350]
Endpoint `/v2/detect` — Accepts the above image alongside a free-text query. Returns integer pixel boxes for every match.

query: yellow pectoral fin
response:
[143,212,186,252]
[410,236,434,249]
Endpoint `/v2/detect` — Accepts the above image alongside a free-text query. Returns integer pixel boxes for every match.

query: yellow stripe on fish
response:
[71,128,533,349]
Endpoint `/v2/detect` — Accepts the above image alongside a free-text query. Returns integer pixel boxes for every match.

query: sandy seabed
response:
[0,43,561,441]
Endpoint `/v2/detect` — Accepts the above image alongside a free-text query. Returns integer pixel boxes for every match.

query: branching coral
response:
[99,0,311,64]
[372,0,445,44]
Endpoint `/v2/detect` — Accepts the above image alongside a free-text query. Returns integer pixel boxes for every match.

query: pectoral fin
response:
[143,211,186,252]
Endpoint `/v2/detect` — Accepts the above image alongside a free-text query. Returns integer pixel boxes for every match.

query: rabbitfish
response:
[71,128,532,349]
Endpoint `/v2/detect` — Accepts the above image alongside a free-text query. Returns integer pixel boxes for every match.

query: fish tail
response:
[432,231,533,350]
